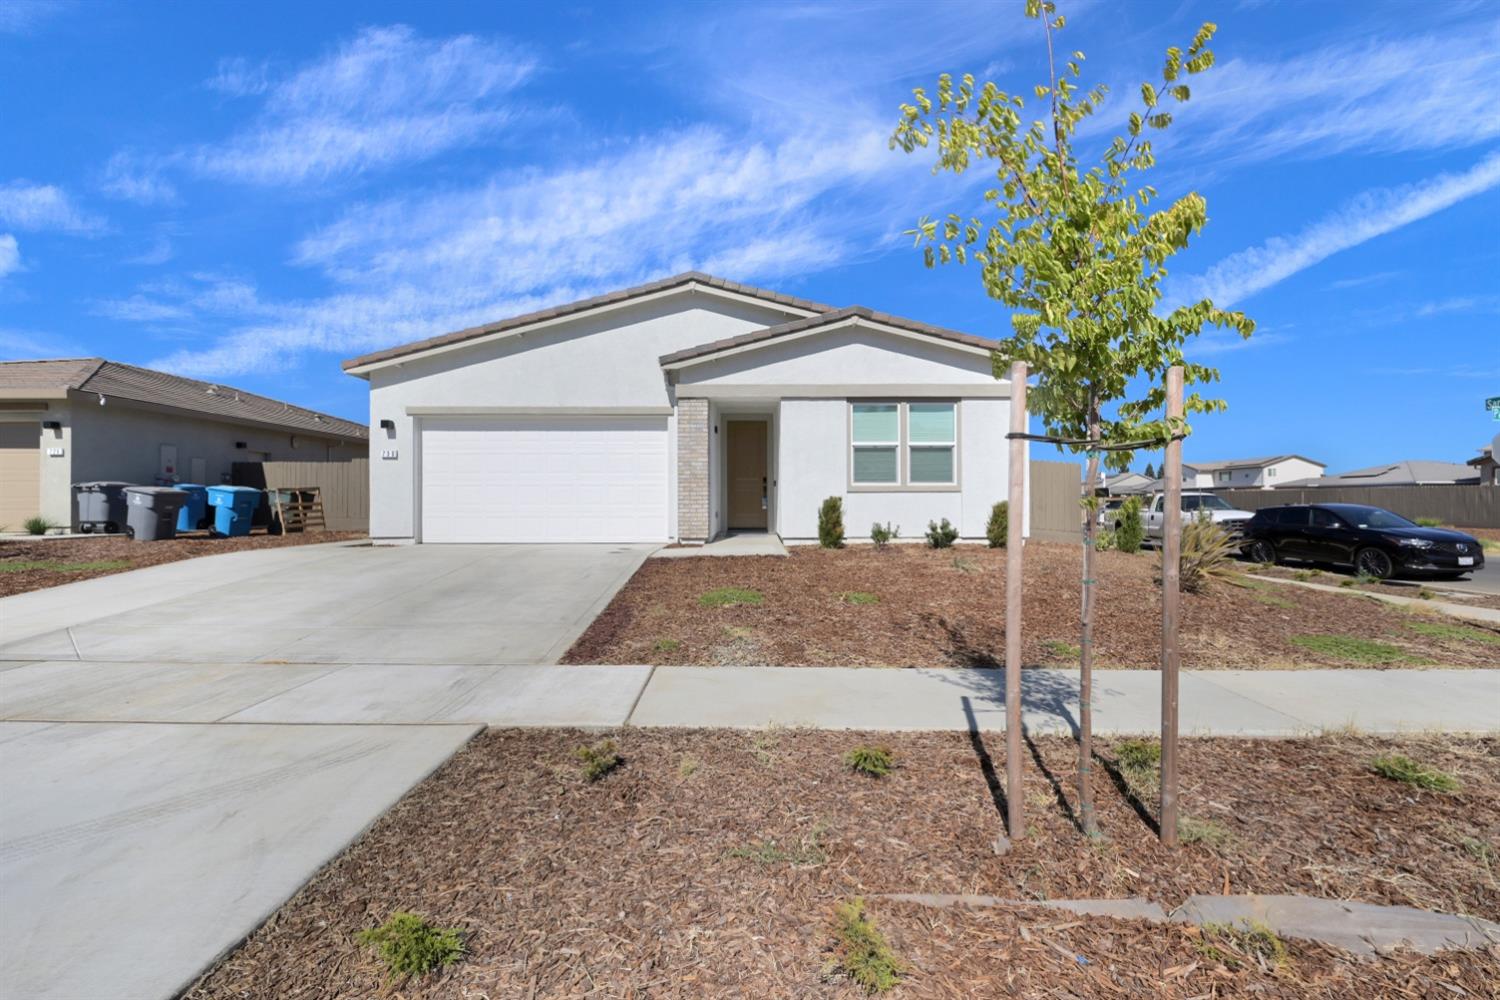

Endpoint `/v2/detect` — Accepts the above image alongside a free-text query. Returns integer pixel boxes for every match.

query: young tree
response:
[892,0,1252,836]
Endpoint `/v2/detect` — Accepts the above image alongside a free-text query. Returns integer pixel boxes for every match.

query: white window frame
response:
[848,401,960,492]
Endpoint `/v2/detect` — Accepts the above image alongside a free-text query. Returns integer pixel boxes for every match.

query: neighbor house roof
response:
[1469,445,1496,468]
[1278,459,1478,488]
[342,272,835,373]
[0,358,367,439]
[658,305,994,367]
[1188,454,1325,472]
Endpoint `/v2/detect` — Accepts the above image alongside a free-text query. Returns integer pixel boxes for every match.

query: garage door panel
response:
[420,416,669,543]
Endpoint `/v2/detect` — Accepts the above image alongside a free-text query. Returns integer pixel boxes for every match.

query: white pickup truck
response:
[1140,491,1255,544]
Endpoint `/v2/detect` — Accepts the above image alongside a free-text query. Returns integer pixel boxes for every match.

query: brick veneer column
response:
[676,398,710,542]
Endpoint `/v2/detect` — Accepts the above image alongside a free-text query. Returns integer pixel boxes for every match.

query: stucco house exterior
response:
[343,272,1023,545]
[1188,454,1325,490]
[0,359,368,531]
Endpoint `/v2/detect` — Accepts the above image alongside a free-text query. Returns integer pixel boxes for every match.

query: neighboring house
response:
[0,359,368,530]
[1279,459,1480,489]
[1189,454,1326,490]
[1102,471,1154,496]
[343,272,1022,545]
[1468,445,1498,486]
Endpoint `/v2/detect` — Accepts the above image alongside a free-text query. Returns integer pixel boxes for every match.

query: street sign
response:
[1489,397,1500,421]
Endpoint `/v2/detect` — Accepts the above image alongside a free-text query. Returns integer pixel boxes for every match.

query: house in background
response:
[1468,445,1498,486]
[1102,471,1154,495]
[344,272,1023,545]
[1189,454,1326,490]
[1278,459,1479,489]
[0,359,368,530]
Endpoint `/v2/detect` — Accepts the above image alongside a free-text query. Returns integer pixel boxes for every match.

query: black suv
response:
[1239,503,1485,580]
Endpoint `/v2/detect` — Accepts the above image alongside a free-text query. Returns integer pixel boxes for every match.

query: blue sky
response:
[2,0,1496,472]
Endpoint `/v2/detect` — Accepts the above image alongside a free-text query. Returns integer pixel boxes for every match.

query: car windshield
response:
[1340,507,1416,530]
[1184,495,1234,511]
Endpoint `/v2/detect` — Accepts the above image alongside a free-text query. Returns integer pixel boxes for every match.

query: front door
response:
[726,420,768,530]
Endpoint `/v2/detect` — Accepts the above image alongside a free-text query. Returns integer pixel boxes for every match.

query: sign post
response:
[1005,361,1028,842]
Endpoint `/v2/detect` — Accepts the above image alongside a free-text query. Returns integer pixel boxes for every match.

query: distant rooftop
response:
[1278,459,1478,489]
[0,358,367,440]
[1187,454,1324,472]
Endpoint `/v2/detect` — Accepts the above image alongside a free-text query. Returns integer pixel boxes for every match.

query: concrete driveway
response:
[0,540,651,1000]
[0,541,651,664]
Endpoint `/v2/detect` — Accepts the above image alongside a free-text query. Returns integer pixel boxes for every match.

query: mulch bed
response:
[562,544,1500,668]
[1255,564,1500,611]
[185,730,1499,998]
[0,531,364,597]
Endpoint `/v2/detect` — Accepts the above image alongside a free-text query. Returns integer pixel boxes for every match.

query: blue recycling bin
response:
[206,485,262,537]
[175,484,209,532]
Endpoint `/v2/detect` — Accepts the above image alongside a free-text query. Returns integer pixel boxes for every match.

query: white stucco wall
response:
[675,325,995,386]
[363,294,808,540]
[777,397,1011,541]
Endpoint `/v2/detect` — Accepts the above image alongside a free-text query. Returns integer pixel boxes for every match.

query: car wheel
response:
[1244,539,1275,565]
[1353,547,1394,580]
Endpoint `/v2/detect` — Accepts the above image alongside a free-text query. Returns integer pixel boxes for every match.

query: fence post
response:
[1160,366,1183,847]
[1005,361,1027,841]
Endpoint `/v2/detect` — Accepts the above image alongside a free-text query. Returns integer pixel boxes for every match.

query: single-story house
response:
[1189,454,1326,490]
[1278,459,1480,489]
[0,358,368,530]
[343,272,1023,545]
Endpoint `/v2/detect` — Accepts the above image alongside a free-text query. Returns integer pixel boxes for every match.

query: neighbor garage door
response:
[419,415,670,543]
[0,422,41,530]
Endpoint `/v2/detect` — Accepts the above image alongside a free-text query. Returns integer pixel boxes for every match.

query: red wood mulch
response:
[0,531,364,597]
[184,730,1499,999]
[562,544,1500,668]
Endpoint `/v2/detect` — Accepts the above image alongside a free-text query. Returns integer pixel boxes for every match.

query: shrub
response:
[869,521,899,548]
[924,518,958,548]
[576,739,622,782]
[1197,920,1288,971]
[818,496,845,549]
[843,745,895,777]
[699,587,764,607]
[23,516,54,536]
[830,898,903,993]
[1093,527,1116,551]
[1115,738,1161,777]
[1176,516,1236,593]
[356,912,464,981]
[1414,516,1442,527]
[1115,496,1144,553]
[1370,754,1459,793]
[985,501,1008,548]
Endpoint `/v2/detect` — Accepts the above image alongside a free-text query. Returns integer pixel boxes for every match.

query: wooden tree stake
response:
[1005,361,1028,840]
[1160,365,1184,847]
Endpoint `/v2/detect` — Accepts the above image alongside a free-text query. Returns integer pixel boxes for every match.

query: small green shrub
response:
[841,591,879,605]
[576,739,622,782]
[1414,516,1443,527]
[985,501,1008,548]
[22,516,54,536]
[1093,527,1116,551]
[1114,496,1144,553]
[924,518,958,548]
[818,496,845,549]
[843,745,895,777]
[699,586,764,607]
[869,521,899,548]
[1370,754,1459,793]
[1115,738,1161,777]
[830,898,903,993]
[356,912,464,981]
[1290,634,1413,664]
[1197,920,1288,971]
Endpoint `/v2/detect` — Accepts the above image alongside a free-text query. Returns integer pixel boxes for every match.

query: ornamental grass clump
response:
[1369,754,1459,793]
[356,912,464,982]
[576,739,622,782]
[843,745,895,777]
[1176,516,1236,593]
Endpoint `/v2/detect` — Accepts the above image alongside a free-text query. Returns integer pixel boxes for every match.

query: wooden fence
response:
[1216,484,1498,528]
[232,458,369,532]
[1029,458,1083,543]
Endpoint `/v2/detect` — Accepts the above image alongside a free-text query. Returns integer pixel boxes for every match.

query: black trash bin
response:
[123,486,189,541]
[73,481,132,533]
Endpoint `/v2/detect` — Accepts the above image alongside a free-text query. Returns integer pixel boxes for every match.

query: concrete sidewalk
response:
[6,660,1497,735]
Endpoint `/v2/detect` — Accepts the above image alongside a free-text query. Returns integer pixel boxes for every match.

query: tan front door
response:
[0,422,42,529]
[726,420,768,530]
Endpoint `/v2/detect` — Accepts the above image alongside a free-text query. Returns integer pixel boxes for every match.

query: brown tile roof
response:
[658,305,995,366]
[0,358,367,439]
[341,271,835,372]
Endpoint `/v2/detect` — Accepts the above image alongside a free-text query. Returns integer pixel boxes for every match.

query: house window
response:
[850,401,957,487]
[1218,471,1230,483]
[1267,467,1276,478]
[851,403,900,484]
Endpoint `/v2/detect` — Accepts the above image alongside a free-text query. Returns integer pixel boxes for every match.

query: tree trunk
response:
[1078,402,1100,838]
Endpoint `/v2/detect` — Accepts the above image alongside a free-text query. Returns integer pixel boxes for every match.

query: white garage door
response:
[419,415,670,543]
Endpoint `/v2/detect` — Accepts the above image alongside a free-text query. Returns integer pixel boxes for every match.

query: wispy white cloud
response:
[0,181,104,234]
[0,0,68,34]
[1189,327,1288,356]
[1172,150,1500,307]
[1416,295,1500,317]
[0,234,19,278]
[205,56,270,97]
[93,273,277,325]
[99,152,178,205]
[1326,271,1401,291]
[188,25,537,184]
[124,233,175,267]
